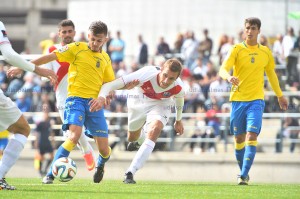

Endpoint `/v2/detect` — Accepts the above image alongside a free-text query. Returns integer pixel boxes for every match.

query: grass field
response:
[1,178,300,199]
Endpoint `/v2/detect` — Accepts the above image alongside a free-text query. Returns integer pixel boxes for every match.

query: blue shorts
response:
[230,100,265,135]
[62,97,108,138]
[0,138,8,150]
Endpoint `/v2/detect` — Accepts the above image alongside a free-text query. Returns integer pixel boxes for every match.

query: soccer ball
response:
[52,157,77,182]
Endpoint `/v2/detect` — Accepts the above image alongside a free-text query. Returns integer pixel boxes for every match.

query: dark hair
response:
[89,21,108,36]
[58,19,75,30]
[244,17,261,29]
[164,58,183,78]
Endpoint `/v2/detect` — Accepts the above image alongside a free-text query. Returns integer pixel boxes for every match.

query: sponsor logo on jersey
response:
[58,45,69,53]
[163,92,171,97]
[1,30,7,37]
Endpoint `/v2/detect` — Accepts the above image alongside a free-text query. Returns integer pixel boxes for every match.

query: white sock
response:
[137,128,146,145]
[127,138,155,175]
[78,131,92,154]
[0,134,27,178]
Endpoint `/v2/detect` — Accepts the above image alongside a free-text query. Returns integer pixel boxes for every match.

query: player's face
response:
[244,23,260,44]
[59,26,75,45]
[88,32,107,52]
[158,67,179,89]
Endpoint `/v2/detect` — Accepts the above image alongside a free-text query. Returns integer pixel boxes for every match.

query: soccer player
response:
[219,17,288,185]
[0,21,57,190]
[28,20,128,184]
[8,19,96,171]
[95,58,185,184]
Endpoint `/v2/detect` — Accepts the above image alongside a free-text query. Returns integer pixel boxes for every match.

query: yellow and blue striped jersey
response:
[54,42,115,99]
[219,42,282,101]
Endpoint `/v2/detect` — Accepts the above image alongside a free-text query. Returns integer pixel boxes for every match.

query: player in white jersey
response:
[92,58,185,184]
[0,21,57,190]
[42,20,95,171]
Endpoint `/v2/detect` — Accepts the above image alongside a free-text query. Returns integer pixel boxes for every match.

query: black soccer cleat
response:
[93,165,105,183]
[123,172,136,184]
[127,142,141,151]
[0,178,16,190]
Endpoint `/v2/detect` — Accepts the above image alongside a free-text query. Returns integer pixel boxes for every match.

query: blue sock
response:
[46,139,76,177]
[235,142,245,171]
[97,147,111,167]
[241,141,257,178]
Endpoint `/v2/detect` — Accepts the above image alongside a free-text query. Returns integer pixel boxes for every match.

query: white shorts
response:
[0,90,22,131]
[127,98,172,131]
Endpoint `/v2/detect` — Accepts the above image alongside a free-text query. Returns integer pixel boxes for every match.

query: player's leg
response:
[126,104,147,151]
[43,97,84,184]
[85,107,109,183]
[78,127,95,171]
[124,104,170,184]
[230,102,247,172]
[0,114,30,190]
[240,100,264,184]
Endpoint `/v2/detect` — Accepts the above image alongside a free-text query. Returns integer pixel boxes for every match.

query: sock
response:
[137,128,146,145]
[97,147,111,167]
[234,141,245,171]
[78,130,92,154]
[126,138,155,175]
[0,134,27,179]
[46,139,76,177]
[241,140,257,178]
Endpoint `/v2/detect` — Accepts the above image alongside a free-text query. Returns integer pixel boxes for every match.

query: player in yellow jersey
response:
[219,17,288,185]
[30,20,118,184]
[0,130,9,159]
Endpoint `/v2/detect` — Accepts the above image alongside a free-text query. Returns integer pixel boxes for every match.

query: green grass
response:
[1,178,300,199]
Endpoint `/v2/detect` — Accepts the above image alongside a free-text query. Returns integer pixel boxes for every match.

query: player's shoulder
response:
[0,21,5,29]
[259,44,272,53]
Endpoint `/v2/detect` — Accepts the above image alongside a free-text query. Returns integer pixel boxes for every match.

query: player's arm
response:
[265,68,288,110]
[219,45,239,86]
[1,43,57,84]
[174,93,185,135]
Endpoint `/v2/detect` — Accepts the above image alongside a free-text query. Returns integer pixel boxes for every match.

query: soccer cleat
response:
[127,142,141,151]
[93,165,105,183]
[42,175,54,184]
[83,152,95,171]
[0,178,16,190]
[237,175,250,185]
[123,172,136,184]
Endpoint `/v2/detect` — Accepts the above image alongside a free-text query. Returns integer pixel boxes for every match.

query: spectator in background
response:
[39,32,58,55]
[15,92,32,112]
[181,31,199,70]
[34,112,55,176]
[275,117,299,153]
[259,35,269,47]
[105,31,112,58]
[173,33,184,54]
[156,36,171,56]
[77,31,88,42]
[109,31,125,70]
[282,27,298,86]
[199,29,213,64]
[272,34,285,65]
[136,34,148,66]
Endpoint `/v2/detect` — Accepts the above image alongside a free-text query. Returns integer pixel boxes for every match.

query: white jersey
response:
[121,66,185,131]
[43,44,69,119]
[121,66,185,105]
[0,21,10,45]
[0,21,22,131]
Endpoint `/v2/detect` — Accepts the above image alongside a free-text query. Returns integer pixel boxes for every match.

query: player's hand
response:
[123,79,139,90]
[89,97,106,112]
[174,120,184,135]
[227,76,239,86]
[6,66,23,78]
[278,96,288,111]
[33,66,57,85]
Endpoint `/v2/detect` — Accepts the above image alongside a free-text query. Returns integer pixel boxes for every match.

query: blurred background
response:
[1,0,300,183]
